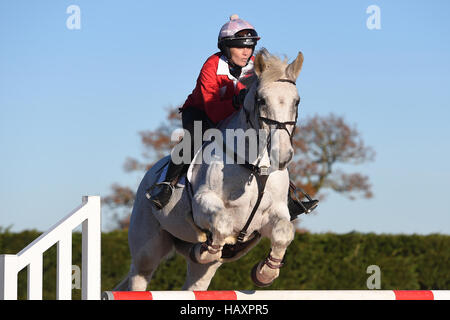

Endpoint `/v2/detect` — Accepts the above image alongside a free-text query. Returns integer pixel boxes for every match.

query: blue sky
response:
[1,0,449,234]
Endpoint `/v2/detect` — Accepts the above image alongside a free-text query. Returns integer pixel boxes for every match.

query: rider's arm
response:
[198,61,237,125]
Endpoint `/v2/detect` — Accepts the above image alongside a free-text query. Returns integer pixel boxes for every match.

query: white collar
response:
[217,55,254,81]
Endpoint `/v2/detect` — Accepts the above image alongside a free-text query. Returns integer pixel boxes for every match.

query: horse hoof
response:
[250,262,273,288]
[189,242,221,264]
[189,243,202,263]
[189,245,199,263]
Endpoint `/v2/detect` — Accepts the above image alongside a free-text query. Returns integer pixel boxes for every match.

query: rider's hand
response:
[232,88,248,110]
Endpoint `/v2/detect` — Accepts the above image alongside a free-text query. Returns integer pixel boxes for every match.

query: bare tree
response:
[290,113,375,200]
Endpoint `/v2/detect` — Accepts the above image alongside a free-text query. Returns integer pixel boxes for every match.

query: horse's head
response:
[244,48,304,170]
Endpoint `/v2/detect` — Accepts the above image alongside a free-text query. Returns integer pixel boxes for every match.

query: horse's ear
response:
[286,51,304,81]
[254,51,266,77]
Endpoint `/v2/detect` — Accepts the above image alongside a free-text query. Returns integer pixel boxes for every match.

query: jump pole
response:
[102,290,450,300]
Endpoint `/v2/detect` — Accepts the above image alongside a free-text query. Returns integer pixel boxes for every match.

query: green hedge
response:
[1,229,448,299]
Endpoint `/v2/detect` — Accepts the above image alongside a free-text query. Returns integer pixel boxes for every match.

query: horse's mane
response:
[256,48,289,87]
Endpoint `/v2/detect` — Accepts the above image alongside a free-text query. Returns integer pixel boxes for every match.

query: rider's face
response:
[229,47,253,67]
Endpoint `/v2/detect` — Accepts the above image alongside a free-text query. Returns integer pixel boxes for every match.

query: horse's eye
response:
[258,98,266,105]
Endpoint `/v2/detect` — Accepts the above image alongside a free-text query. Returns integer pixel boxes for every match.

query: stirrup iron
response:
[289,181,319,214]
[145,181,174,200]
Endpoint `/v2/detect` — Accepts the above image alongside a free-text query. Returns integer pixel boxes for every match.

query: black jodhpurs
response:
[164,107,214,182]
[181,106,215,159]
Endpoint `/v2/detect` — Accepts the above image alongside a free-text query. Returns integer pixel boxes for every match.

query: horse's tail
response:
[113,273,130,291]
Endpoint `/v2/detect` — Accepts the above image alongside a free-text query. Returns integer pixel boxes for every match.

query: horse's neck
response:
[217,108,249,132]
[216,108,271,167]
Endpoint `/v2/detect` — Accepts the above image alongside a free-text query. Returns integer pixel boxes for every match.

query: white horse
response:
[115,48,304,291]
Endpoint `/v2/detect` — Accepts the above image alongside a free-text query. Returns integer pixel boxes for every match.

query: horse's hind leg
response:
[172,237,223,290]
[128,227,174,291]
[128,228,174,291]
[182,260,223,290]
[128,196,175,291]
[252,214,294,287]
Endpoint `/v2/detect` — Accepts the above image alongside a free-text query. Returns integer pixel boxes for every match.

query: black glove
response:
[232,88,248,110]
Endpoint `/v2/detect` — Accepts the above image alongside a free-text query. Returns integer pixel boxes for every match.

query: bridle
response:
[230,77,300,243]
[248,78,299,143]
[244,78,299,167]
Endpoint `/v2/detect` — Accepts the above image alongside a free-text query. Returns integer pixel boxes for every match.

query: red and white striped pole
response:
[102,290,450,301]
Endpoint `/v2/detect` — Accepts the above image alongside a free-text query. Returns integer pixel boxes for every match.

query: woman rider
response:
[149,15,317,218]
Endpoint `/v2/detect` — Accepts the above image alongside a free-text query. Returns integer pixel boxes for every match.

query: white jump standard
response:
[0,196,101,300]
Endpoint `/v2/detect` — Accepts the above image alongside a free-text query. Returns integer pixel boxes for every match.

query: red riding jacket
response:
[181,52,255,125]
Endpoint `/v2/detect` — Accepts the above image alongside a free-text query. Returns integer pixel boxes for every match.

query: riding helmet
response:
[218,14,260,60]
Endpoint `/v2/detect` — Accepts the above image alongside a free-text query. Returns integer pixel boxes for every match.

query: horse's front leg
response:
[190,191,233,264]
[252,205,294,287]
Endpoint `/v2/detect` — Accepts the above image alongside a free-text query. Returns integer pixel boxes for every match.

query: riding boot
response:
[288,195,319,221]
[287,182,319,221]
[149,160,186,210]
